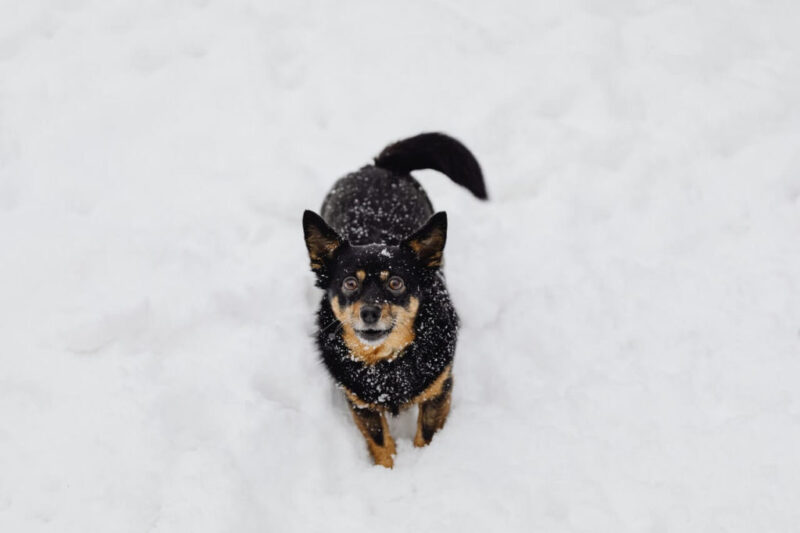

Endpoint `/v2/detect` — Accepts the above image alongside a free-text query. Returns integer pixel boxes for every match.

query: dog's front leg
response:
[347,401,396,468]
[414,375,453,447]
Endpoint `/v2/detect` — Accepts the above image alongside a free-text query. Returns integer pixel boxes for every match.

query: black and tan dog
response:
[302,133,487,467]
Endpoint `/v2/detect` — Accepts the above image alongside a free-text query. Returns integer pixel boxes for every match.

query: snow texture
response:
[1,1,800,531]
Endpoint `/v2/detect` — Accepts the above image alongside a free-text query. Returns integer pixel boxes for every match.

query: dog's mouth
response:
[354,327,392,345]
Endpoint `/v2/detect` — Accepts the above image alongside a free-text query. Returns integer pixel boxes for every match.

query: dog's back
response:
[320,132,487,245]
[320,166,433,245]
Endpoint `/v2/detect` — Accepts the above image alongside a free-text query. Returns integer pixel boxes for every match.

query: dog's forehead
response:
[340,243,405,271]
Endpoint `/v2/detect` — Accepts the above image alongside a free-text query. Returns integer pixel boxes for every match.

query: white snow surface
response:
[2,1,800,531]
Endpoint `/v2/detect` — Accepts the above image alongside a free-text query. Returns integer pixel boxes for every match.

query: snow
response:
[1,1,800,531]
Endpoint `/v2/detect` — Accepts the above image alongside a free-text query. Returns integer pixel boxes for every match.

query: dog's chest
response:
[316,291,458,412]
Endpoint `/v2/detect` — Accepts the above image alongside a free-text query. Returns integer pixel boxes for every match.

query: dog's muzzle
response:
[354,325,392,345]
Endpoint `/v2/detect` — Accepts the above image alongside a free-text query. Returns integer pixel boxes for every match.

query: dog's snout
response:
[360,305,381,325]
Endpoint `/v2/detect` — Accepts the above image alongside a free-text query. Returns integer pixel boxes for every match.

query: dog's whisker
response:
[319,318,342,334]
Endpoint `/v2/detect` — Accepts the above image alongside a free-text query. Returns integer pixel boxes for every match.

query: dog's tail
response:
[374,132,488,200]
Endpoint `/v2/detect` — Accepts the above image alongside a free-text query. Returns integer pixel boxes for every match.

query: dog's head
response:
[303,210,446,352]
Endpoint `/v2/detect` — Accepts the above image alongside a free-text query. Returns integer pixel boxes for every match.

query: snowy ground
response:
[2,1,800,531]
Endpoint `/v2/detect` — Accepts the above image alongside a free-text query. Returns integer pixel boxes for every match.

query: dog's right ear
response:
[303,210,342,274]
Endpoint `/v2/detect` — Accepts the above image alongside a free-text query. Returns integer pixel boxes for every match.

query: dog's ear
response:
[402,212,447,268]
[303,210,343,272]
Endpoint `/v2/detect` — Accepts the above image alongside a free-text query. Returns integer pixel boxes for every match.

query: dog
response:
[302,132,487,467]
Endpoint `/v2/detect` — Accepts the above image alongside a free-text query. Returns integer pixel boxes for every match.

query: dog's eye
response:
[387,276,405,293]
[342,277,359,292]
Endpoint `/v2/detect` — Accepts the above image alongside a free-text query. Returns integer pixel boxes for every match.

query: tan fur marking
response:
[408,236,444,267]
[380,271,389,281]
[306,228,340,262]
[348,403,395,468]
[408,231,445,267]
[413,366,452,447]
[343,387,372,409]
[414,392,451,447]
[356,270,366,281]
[330,296,419,365]
[407,240,423,255]
[410,364,452,404]
[414,409,425,447]
[370,417,395,467]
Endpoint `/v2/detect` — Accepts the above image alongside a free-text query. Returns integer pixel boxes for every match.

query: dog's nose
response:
[360,305,381,325]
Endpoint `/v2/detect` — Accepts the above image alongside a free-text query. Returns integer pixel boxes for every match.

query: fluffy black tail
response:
[374,132,488,200]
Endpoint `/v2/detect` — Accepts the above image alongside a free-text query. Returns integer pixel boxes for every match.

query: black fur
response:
[320,165,434,245]
[316,272,458,414]
[374,132,488,200]
[304,133,485,413]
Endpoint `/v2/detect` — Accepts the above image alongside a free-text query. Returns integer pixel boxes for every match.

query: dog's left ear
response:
[403,211,447,268]
[303,210,343,272]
